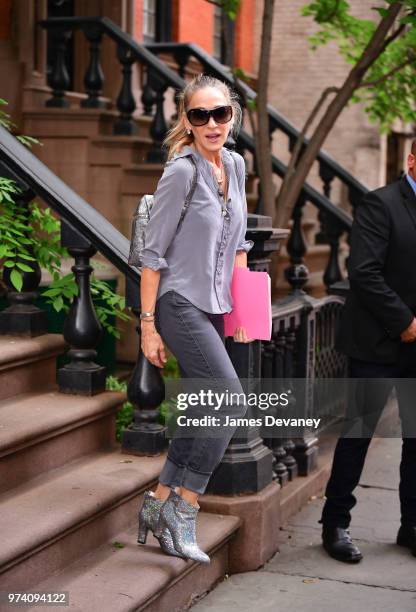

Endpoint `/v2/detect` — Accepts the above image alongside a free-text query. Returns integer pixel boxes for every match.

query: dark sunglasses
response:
[186,105,233,127]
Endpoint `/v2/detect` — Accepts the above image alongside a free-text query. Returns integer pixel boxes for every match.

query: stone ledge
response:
[199,481,281,573]
[19,513,240,612]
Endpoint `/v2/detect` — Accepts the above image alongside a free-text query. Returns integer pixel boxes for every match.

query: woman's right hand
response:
[140,323,167,368]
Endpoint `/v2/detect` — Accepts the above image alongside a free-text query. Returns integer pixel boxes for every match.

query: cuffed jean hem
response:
[158,456,211,495]
[159,457,185,489]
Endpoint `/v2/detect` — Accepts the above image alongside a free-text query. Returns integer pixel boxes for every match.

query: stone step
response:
[23,107,152,139]
[89,135,153,166]
[0,449,166,589]
[0,334,66,402]
[122,163,164,195]
[0,390,125,494]
[26,513,240,612]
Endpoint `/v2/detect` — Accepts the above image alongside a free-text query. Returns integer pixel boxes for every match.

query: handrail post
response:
[80,23,105,109]
[114,44,137,135]
[121,276,168,455]
[285,193,310,293]
[146,69,169,163]
[45,28,72,108]
[57,220,106,395]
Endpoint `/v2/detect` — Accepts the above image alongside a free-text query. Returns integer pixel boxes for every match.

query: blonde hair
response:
[163,74,242,160]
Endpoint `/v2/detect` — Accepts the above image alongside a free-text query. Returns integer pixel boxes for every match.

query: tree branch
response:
[290,86,339,170]
[359,53,415,88]
[275,1,404,229]
[377,8,416,54]
[275,86,339,220]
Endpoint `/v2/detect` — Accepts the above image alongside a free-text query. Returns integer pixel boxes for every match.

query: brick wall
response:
[174,0,215,54]
[134,0,143,39]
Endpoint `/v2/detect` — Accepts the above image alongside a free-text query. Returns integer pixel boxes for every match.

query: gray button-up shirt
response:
[139,144,254,314]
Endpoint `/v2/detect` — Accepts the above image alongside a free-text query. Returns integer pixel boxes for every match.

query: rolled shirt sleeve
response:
[234,153,254,254]
[139,158,194,271]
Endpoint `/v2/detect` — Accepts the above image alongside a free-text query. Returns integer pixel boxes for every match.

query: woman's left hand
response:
[233,326,255,343]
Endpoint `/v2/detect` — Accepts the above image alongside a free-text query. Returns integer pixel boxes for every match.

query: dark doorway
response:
[213,4,235,66]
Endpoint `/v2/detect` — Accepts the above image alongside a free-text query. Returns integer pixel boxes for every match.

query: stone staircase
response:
[0,334,241,611]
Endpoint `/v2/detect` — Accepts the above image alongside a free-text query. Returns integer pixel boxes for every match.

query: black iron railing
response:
[0,125,279,495]
[3,17,352,492]
[39,17,358,291]
[146,42,368,210]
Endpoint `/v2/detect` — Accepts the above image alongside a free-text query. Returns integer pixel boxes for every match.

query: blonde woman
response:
[135,74,254,564]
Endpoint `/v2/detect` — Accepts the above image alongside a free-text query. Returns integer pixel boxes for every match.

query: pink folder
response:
[223,267,272,341]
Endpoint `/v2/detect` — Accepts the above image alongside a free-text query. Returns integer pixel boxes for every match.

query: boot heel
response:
[137,520,149,544]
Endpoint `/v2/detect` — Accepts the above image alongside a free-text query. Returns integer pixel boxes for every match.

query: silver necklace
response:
[210,161,228,215]
[210,160,223,184]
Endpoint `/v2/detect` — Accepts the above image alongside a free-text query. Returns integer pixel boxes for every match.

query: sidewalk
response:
[192,437,416,612]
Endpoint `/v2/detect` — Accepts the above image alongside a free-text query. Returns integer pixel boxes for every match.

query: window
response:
[143,0,156,43]
[213,5,235,65]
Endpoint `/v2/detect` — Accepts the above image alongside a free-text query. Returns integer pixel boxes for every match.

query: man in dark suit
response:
[320,139,416,563]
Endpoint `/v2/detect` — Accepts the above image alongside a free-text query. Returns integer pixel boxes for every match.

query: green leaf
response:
[16,262,35,272]
[373,7,389,18]
[17,253,36,261]
[10,269,23,291]
[53,296,64,312]
[41,288,61,297]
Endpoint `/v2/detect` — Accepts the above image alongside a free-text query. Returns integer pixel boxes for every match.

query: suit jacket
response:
[336,175,416,363]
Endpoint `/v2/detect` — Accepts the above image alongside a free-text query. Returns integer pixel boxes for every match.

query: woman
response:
[135,74,254,564]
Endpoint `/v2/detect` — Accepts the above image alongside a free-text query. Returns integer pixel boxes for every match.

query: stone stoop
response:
[0,389,124,495]
[0,334,243,610]
[22,513,240,612]
[0,335,66,402]
[22,107,156,236]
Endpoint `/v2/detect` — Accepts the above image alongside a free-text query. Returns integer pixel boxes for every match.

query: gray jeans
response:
[154,289,247,494]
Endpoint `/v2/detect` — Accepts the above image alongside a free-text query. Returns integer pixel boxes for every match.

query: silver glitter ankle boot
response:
[155,489,210,564]
[137,490,184,558]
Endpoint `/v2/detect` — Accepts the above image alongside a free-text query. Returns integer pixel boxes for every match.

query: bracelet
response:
[141,317,155,323]
[140,311,155,320]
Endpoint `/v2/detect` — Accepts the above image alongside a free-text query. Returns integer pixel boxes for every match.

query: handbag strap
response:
[179,156,198,222]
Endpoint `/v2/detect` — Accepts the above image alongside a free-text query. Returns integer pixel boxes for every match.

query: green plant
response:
[0,99,131,338]
[105,375,134,442]
[162,354,181,378]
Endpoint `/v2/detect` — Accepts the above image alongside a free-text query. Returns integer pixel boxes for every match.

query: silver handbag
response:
[128,157,198,269]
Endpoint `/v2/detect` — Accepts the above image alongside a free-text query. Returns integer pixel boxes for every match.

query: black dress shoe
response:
[322,526,363,563]
[396,525,416,557]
